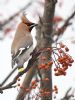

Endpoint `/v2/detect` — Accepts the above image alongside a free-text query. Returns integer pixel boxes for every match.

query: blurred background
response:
[0,0,75,100]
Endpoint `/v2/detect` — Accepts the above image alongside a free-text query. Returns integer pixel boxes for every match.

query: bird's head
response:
[21,15,38,31]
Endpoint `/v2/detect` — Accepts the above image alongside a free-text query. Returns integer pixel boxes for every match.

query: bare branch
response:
[0,49,41,93]
[16,64,37,100]
[53,10,75,41]
[61,87,74,100]
[0,66,18,86]
[0,1,32,30]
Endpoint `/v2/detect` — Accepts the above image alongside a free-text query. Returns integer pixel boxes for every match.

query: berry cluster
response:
[37,42,74,76]
[52,43,74,76]
[31,80,38,89]
[16,42,74,99]
[39,85,58,97]
[37,61,53,70]
[17,77,58,99]
[39,89,51,97]
[53,85,58,94]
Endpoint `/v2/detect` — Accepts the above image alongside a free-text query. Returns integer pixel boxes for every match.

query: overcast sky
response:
[0,0,75,100]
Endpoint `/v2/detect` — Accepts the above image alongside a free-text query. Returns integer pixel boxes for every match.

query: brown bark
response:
[35,0,56,100]
[16,65,37,100]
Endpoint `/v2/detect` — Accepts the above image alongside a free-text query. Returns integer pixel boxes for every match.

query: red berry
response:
[65,47,69,52]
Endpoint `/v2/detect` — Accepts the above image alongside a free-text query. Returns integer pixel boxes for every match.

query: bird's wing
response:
[12,42,33,61]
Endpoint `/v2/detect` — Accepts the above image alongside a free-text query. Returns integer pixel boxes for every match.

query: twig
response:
[0,1,32,30]
[0,49,41,93]
[0,66,18,86]
[61,87,74,100]
[54,10,75,41]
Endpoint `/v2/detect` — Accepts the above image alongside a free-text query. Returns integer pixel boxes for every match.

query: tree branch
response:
[53,10,75,41]
[35,0,57,100]
[0,49,41,94]
[16,64,37,100]
[0,1,32,30]
[0,66,18,86]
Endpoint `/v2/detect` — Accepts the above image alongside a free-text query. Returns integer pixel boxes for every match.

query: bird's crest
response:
[21,13,33,26]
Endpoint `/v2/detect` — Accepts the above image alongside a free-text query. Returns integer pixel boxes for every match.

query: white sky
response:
[0,0,75,100]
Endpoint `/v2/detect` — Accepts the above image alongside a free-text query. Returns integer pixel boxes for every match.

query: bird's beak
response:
[29,23,38,31]
[30,23,38,28]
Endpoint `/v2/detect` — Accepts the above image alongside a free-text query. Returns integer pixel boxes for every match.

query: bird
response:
[11,15,37,72]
